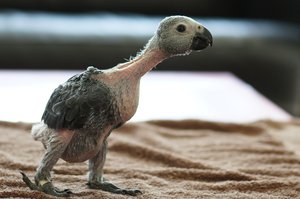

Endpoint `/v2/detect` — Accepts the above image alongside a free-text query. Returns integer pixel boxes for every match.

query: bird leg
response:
[87,140,142,196]
[21,130,74,197]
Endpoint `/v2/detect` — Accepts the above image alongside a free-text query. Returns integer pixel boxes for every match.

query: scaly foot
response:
[20,171,72,197]
[87,180,142,196]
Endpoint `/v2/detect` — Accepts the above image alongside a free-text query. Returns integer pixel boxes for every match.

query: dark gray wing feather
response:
[42,68,112,130]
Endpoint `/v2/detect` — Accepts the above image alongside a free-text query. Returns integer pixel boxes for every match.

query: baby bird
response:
[21,15,212,197]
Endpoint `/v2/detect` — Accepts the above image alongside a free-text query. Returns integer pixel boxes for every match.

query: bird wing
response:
[42,70,112,130]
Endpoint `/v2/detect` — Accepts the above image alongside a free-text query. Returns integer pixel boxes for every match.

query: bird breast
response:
[112,78,140,123]
[93,70,141,124]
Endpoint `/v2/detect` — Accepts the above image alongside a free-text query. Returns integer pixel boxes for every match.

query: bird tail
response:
[31,121,54,142]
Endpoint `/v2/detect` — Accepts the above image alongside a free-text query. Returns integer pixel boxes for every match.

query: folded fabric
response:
[0,119,299,198]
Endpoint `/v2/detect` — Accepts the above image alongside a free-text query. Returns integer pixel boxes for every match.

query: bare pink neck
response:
[115,50,169,78]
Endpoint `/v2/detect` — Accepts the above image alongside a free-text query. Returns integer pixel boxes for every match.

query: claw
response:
[42,182,71,197]
[122,189,142,196]
[88,181,142,196]
[54,187,73,194]
[134,189,142,195]
[20,171,72,197]
[20,171,39,191]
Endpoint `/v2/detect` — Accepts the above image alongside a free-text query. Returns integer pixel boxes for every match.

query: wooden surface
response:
[0,70,291,123]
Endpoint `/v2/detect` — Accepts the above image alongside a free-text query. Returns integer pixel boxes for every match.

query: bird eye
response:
[176,24,186,33]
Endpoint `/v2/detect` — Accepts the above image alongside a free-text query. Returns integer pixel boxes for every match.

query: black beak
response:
[191,27,213,51]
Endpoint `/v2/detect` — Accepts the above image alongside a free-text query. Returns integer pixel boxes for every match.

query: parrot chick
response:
[21,15,212,197]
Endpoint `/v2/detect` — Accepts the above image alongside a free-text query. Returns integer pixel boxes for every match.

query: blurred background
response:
[0,0,300,116]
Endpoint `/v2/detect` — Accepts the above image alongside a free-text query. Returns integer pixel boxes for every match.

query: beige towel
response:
[0,119,299,198]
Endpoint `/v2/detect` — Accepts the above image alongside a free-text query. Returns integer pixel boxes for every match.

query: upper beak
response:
[190,27,213,50]
[203,27,213,47]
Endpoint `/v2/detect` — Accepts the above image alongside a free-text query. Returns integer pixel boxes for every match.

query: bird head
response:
[146,16,213,56]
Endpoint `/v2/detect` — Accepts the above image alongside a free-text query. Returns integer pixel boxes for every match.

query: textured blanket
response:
[0,120,300,199]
